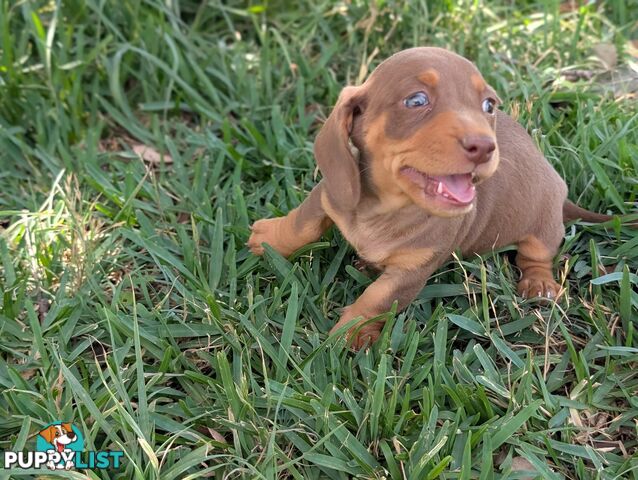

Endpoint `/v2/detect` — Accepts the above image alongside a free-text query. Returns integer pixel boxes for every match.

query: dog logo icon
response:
[3,419,123,471]
[36,422,84,470]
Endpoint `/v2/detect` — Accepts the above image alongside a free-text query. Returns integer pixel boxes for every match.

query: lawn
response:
[1,0,638,478]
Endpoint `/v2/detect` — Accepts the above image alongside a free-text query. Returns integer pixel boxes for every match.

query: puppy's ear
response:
[39,426,56,444]
[314,85,366,211]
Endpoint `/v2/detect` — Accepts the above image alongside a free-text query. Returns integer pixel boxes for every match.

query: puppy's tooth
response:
[437,181,443,194]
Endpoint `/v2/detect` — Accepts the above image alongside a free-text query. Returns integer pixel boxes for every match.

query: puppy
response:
[248,47,621,349]
[39,423,77,470]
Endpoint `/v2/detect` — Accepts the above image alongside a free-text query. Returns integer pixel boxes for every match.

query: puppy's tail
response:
[563,200,638,228]
[562,200,613,224]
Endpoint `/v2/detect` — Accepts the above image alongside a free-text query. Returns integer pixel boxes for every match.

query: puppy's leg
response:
[248,182,333,257]
[330,261,436,349]
[516,233,562,300]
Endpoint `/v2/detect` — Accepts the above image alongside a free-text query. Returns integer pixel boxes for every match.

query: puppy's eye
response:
[404,92,429,108]
[55,432,60,437]
[482,98,496,114]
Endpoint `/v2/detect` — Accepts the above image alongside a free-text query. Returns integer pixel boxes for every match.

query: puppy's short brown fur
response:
[249,47,619,349]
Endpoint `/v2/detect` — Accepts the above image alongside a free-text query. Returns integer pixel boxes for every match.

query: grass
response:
[0,0,637,478]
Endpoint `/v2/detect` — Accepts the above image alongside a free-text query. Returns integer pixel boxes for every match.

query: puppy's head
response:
[315,47,501,217]
[39,423,76,446]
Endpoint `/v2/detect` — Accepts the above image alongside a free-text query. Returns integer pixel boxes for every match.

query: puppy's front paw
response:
[248,218,292,257]
[517,276,561,301]
[330,309,384,351]
[350,322,384,350]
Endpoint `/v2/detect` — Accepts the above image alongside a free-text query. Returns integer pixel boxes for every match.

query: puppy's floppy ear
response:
[39,426,56,444]
[314,85,365,211]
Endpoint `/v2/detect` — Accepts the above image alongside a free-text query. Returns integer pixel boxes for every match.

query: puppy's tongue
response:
[432,173,475,203]
[400,167,476,204]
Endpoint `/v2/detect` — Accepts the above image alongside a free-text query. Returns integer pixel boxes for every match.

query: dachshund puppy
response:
[248,47,615,349]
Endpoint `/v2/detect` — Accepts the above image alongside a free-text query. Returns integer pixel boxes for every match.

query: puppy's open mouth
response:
[400,166,476,206]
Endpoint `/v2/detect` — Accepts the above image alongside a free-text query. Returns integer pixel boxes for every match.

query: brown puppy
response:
[248,47,616,349]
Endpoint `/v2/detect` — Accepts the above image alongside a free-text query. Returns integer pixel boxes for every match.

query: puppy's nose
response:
[461,135,496,164]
